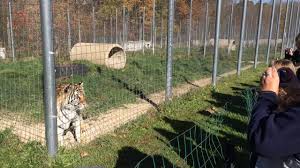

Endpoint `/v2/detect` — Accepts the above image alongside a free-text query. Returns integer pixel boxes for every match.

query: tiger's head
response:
[64,82,87,111]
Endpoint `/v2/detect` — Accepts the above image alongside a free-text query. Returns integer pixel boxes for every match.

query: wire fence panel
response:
[51,1,170,146]
[135,111,225,168]
[0,0,45,145]
[0,0,297,156]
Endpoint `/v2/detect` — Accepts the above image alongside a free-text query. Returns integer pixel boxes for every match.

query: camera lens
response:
[278,68,293,83]
[297,68,300,81]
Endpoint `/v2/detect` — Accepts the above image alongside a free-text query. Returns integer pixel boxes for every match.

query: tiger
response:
[56,82,87,145]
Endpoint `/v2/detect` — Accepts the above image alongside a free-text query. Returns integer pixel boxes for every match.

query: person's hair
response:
[272,59,300,112]
[272,59,296,74]
[295,33,300,47]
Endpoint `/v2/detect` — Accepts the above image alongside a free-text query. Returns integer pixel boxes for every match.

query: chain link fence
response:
[0,0,299,159]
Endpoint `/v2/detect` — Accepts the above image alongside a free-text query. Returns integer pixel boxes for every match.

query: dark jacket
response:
[248,91,300,167]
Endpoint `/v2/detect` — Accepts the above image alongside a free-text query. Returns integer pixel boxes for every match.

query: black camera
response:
[278,67,300,87]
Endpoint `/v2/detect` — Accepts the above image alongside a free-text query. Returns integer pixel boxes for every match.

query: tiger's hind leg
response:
[57,126,65,146]
[70,118,81,143]
[74,117,81,143]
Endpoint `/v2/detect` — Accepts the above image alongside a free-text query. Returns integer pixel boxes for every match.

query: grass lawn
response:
[0,46,268,122]
[0,64,266,167]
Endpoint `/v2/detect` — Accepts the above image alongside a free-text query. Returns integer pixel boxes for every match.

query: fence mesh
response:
[0,0,45,144]
[135,108,225,168]
[0,0,299,152]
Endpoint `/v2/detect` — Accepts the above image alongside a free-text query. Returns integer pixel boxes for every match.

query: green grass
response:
[0,46,270,122]
[0,65,266,167]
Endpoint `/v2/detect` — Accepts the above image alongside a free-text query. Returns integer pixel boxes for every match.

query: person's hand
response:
[261,67,280,95]
[285,48,294,56]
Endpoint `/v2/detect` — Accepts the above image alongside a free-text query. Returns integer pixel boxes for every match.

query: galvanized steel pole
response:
[166,0,175,101]
[67,8,71,52]
[266,0,276,65]
[203,0,208,57]
[274,0,282,59]
[6,17,11,52]
[287,0,294,47]
[188,0,193,57]
[281,0,290,57]
[92,6,96,43]
[237,0,248,75]
[8,0,15,61]
[228,2,234,56]
[78,19,81,43]
[40,0,57,157]
[161,16,163,48]
[212,0,222,86]
[103,19,106,43]
[142,7,145,55]
[110,16,113,43]
[152,0,156,55]
[123,6,125,44]
[293,3,300,47]
[254,0,263,69]
[298,7,300,34]
[179,21,182,48]
[116,9,118,44]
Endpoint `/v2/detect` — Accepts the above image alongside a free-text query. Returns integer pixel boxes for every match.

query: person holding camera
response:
[285,33,300,66]
[248,66,300,168]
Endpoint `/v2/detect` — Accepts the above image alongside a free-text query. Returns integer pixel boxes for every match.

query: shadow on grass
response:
[198,110,214,117]
[111,75,160,112]
[182,75,200,88]
[207,91,248,118]
[154,117,225,168]
[115,146,173,168]
[204,82,260,167]
[239,82,259,88]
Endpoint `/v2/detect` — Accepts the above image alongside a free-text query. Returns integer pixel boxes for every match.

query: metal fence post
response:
[287,0,294,47]
[188,0,193,57]
[228,1,234,56]
[123,6,125,44]
[274,0,282,59]
[8,0,15,61]
[142,7,145,55]
[203,0,208,57]
[7,17,11,52]
[67,8,71,52]
[237,0,247,76]
[152,0,156,55]
[179,21,182,48]
[92,6,96,43]
[298,10,300,33]
[293,3,300,47]
[212,0,222,87]
[103,19,106,43]
[110,15,113,43]
[139,16,142,42]
[254,0,263,69]
[116,9,118,44]
[40,0,57,157]
[166,0,175,101]
[78,19,81,43]
[160,16,163,49]
[281,0,290,57]
[199,19,203,45]
[266,0,276,65]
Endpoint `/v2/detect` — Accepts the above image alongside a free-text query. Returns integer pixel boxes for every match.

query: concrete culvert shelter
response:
[70,43,126,69]
[208,39,237,51]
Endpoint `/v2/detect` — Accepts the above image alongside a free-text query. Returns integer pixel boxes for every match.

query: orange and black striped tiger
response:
[56,82,87,145]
